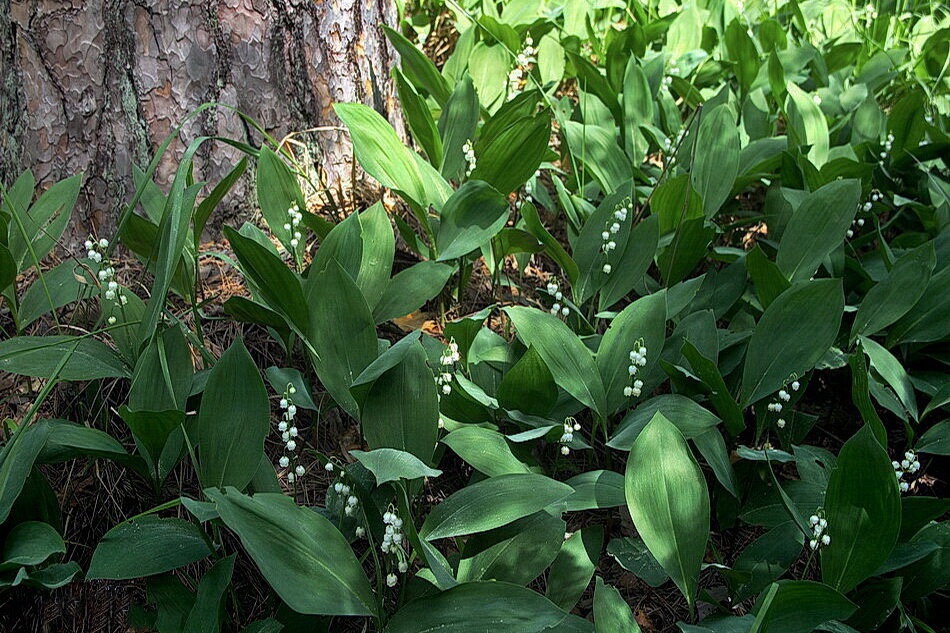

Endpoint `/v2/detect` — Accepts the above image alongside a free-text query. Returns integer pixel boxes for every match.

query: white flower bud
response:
[821,535,830,546]
[278,421,288,432]
[334,482,344,493]
[623,386,634,397]
[810,539,819,550]
[386,573,398,587]
[295,465,305,476]
[791,381,800,391]
[777,419,786,428]
[107,316,117,325]
[98,238,109,248]
[900,482,910,492]
[560,445,570,456]
[810,515,820,525]
[286,440,297,451]
[355,526,365,538]
[602,264,612,274]
[325,462,334,472]
[398,561,408,573]
[287,472,296,483]
[279,456,290,468]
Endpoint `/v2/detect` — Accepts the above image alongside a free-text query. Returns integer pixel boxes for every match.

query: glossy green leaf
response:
[594,577,641,633]
[385,582,583,633]
[437,180,510,261]
[420,473,574,541]
[359,341,438,463]
[821,426,901,593]
[208,487,375,616]
[457,511,565,585]
[564,470,625,512]
[197,338,269,490]
[497,345,558,417]
[624,412,709,609]
[749,580,856,633]
[87,516,212,580]
[776,179,860,281]
[442,426,531,477]
[0,335,129,380]
[851,242,935,340]
[504,306,607,415]
[350,448,442,485]
[741,280,843,405]
[546,526,603,611]
[691,105,739,219]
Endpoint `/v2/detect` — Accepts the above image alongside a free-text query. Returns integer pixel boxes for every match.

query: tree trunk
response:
[0,0,403,241]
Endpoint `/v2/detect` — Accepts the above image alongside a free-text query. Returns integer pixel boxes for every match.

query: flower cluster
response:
[507,37,536,99]
[282,205,304,249]
[624,342,647,398]
[879,132,895,163]
[85,237,128,324]
[864,3,879,21]
[893,450,921,493]
[276,384,305,483]
[601,199,631,275]
[462,140,476,176]
[436,339,460,396]
[662,59,679,89]
[559,417,581,456]
[808,512,831,550]
[330,467,360,516]
[546,279,570,317]
[664,129,686,166]
[768,380,799,428]
[381,508,408,587]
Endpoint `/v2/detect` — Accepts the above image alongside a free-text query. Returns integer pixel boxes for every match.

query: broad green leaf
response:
[749,580,856,633]
[373,261,453,324]
[821,426,901,593]
[208,487,375,616]
[457,512,565,585]
[861,336,918,421]
[597,291,667,414]
[225,226,308,332]
[438,74,479,179]
[594,577,641,633]
[546,526,603,611]
[917,420,950,455]
[181,555,235,633]
[394,67,443,167]
[385,582,583,633]
[350,448,442,485]
[624,413,709,610]
[785,82,829,167]
[7,174,80,269]
[562,121,629,194]
[2,521,65,566]
[474,111,551,194]
[521,202,579,285]
[746,246,790,309]
[741,280,843,405]
[497,345,558,417]
[197,338,269,490]
[436,180,510,261]
[622,58,652,163]
[851,242,935,340]
[257,146,305,252]
[18,259,94,329]
[609,395,720,450]
[504,306,607,415]
[468,43,510,111]
[564,470,625,512]
[606,536,668,587]
[334,103,451,209]
[355,203,395,310]
[420,473,574,541]
[305,261,378,418]
[442,426,531,477]
[36,418,128,464]
[598,214,660,311]
[776,179,860,281]
[0,421,52,523]
[381,26,451,105]
[87,516,212,580]
[691,105,739,219]
[887,265,950,345]
[0,335,129,380]
[681,341,744,436]
[359,341,439,463]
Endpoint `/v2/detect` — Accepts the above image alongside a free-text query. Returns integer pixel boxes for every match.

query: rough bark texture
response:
[0,0,402,241]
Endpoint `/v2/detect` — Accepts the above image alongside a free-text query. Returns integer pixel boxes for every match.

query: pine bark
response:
[0,0,403,240]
